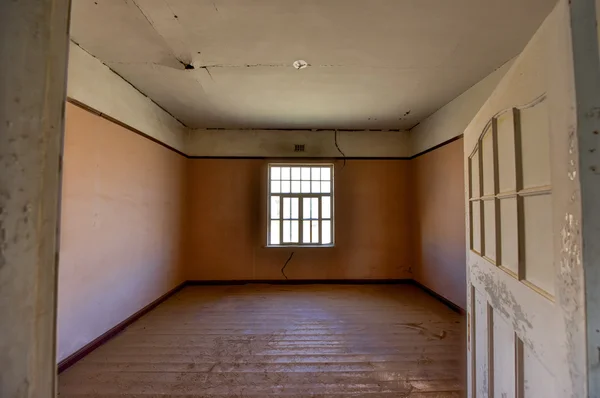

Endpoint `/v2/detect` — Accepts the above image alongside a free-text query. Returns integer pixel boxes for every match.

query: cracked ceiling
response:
[70,0,555,130]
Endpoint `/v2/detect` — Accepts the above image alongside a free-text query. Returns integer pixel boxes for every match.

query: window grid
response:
[268,164,334,247]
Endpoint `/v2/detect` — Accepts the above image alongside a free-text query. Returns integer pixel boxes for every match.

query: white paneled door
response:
[465,1,600,397]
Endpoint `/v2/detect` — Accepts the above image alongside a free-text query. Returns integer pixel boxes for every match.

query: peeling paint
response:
[559,117,586,395]
[560,210,585,389]
[476,270,533,330]
[568,127,578,180]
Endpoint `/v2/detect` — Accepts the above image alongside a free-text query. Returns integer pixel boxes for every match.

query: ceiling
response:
[70,0,556,130]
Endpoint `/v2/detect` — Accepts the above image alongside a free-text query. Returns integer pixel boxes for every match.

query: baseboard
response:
[185,279,413,285]
[410,280,465,315]
[57,281,187,374]
[57,278,461,373]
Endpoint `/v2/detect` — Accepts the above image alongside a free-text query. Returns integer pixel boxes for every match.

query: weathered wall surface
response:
[57,102,187,362]
[185,159,414,280]
[67,42,187,153]
[412,138,466,309]
[410,61,513,155]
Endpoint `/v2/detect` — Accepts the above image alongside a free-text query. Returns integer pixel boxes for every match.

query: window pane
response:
[322,196,331,219]
[303,221,311,243]
[291,180,300,193]
[311,181,321,193]
[301,167,311,180]
[291,198,299,219]
[268,164,334,246]
[271,196,280,219]
[311,167,321,180]
[303,198,311,219]
[271,167,281,180]
[301,181,310,193]
[283,220,291,243]
[270,220,280,245]
[291,220,299,243]
[311,220,319,243]
[303,198,318,219]
[283,197,291,219]
[322,220,331,244]
[291,167,301,180]
[271,181,280,194]
[311,198,319,219]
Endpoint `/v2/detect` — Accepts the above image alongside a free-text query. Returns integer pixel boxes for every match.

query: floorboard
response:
[58,284,465,397]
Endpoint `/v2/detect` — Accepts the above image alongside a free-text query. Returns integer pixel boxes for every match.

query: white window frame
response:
[267,163,335,247]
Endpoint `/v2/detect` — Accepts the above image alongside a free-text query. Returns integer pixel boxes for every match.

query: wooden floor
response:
[59,284,465,397]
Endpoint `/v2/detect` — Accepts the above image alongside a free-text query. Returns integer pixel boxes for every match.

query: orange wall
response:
[412,138,466,309]
[57,103,466,363]
[185,159,414,280]
[57,103,187,362]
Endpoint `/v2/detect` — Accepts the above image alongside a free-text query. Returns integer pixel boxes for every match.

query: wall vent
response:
[294,144,305,152]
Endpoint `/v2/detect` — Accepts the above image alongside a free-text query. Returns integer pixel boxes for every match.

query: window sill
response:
[265,244,335,249]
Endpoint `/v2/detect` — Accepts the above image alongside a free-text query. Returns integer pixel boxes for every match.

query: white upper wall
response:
[67,42,187,153]
[185,129,412,158]
[410,60,514,155]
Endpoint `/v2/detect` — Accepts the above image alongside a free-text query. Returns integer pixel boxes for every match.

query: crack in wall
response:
[199,63,291,69]
[130,0,189,67]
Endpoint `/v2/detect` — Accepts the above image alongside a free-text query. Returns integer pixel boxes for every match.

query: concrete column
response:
[0,1,71,397]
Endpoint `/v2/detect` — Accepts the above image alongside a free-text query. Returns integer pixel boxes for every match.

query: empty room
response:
[2,0,600,397]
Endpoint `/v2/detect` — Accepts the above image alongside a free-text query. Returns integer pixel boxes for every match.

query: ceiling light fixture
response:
[293,60,308,70]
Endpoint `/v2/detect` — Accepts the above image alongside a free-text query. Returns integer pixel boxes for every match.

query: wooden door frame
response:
[0,0,71,397]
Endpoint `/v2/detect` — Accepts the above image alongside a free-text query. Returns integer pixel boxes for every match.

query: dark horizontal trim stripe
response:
[186,279,413,285]
[187,156,413,160]
[57,281,186,374]
[204,128,403,132]
[410,134,464,160]
[68,98,461,160]
[66,97,187,158]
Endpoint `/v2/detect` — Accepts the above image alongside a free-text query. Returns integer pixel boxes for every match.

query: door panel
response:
[492,314,515,398]
[473,290,491,397]
[465,1,587,396]
[523,345,556,397]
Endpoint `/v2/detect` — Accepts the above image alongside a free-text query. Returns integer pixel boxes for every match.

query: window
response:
[268,164,334,246]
